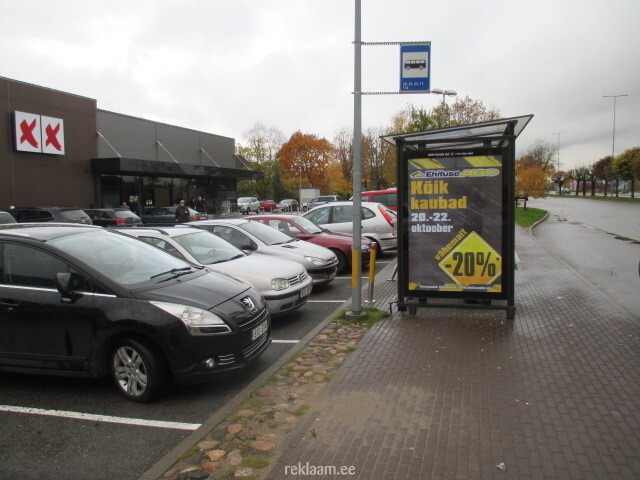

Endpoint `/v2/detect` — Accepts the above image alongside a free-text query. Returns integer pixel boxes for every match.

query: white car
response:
[117,226,313,318]
[302,201,397,251]
[237,197,260,214]
[190,218,339,285]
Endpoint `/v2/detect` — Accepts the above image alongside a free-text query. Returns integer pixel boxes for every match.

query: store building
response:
[1,77,260,214]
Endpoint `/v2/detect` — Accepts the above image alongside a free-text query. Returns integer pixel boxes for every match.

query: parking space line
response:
[0,405,201,431]
[307,300,345,303]
[271,339,300,344]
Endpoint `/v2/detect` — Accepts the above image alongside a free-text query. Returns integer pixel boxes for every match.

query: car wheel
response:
[331,249,348,274]
[111,338,166,402]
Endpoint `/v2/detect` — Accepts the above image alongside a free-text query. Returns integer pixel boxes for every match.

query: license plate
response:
[299,284,312,298]
[251,321,268,341]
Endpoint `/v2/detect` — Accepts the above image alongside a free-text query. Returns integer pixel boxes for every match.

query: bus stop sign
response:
[400,43,431,93]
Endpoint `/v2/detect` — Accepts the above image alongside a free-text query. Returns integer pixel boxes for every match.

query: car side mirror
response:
[55,272,82,303]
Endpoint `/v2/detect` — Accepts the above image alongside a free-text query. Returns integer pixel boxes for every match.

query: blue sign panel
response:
[400,44,431,93]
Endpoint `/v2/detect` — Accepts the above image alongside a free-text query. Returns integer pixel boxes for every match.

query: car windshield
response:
[237,220,294,245]
[173,231,244,264]
[291,216,325,234]
[237,197,251,203]
[50,230,194,286]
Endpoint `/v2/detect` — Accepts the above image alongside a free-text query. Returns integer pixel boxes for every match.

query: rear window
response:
[59,209,90,221]
[115,210,140,220]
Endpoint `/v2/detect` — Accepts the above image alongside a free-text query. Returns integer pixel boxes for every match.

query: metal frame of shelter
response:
[382,114,533,319]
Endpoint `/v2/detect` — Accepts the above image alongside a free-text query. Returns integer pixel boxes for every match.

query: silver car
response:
[237,197,260,214]
[303,201,397,252]
[119,225,313,317]
[117,226,313,317]
[190,219,339,285]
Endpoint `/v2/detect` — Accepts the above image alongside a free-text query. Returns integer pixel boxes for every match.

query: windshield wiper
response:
[150,267,194,280]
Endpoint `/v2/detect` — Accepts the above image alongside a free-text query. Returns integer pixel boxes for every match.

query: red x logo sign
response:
[20,119,39,148]
[45,123,63,151]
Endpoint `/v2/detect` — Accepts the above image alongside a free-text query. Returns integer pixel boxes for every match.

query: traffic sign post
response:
[382,115,533,320]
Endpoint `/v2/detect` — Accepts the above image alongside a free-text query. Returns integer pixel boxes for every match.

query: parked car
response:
[259,199,277,212]
[304,195,341,211]
[277,199,299,212]
[357,188,397,212]
[0,211,17,224]
[9,206,92,225]
[0,223,270,402]
[190,218,338,285]
[118,226,313,317]
[84,208,143,227]
[303,201,397,252]
[246,214,372,273]
[237,197,260,214]
[140,205,206,224]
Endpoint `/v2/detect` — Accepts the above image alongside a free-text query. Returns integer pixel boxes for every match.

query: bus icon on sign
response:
[404,59,426,70]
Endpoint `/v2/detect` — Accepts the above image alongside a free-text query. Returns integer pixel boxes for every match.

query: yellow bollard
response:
[366,242,378,303]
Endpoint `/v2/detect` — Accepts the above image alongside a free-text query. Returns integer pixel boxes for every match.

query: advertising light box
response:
[405,151,504,294]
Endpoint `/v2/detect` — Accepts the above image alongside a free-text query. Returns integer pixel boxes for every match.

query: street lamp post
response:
[430,88,457,104]
[552,131,565,194]
[430,88,457,128]
[603,94,627,197]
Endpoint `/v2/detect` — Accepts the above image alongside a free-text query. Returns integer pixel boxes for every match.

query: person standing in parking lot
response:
[175,200,190,223]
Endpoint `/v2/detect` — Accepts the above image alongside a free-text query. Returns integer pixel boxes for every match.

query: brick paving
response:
[267,227,640,479]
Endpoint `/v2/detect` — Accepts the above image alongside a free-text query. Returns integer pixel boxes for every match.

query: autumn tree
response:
[277,131,334,190]
[404,96,501,132]
[321,162,351,198]
[361,127,396,190]
[522,139,558,173]
[333,128,353,185]
[515,165,548,205]
[592,156,614,197]
[613,146,640,198]
[552,171,569,194]
[574,166,591,196]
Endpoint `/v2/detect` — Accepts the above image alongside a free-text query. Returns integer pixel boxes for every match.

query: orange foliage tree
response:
[277,131,334,188]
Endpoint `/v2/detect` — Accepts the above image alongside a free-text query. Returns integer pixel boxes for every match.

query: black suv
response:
[0,224,271,402]
[9,206,92,225]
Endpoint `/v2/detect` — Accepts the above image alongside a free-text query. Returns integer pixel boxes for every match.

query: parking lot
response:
[0,249,396,480]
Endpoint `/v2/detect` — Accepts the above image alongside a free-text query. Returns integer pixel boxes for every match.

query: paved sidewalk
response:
[266,227,640,479]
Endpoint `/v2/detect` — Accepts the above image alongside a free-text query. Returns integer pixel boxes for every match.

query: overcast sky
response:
[1,0,638,171]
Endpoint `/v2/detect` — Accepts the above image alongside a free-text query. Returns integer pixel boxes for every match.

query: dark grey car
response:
[0,224,270,402]
[9,206,92,224]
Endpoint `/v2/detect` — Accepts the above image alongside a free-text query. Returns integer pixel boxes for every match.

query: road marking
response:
[271,339,300,344]
[0,405,200,431]
[307,299,345,303]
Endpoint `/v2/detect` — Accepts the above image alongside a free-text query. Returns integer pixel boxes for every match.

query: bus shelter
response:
[381,115,533,319]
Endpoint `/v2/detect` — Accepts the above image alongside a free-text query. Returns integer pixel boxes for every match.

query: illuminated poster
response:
[406,153,504,293]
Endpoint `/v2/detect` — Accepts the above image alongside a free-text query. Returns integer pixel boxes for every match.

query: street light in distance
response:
[430,88,457,104]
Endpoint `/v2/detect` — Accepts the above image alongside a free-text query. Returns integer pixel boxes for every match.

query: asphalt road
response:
[0,251,396,480]
[526,196,640,318]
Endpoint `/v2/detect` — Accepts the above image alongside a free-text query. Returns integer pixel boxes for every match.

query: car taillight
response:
[115,218,126,225]
[379,206,394,227]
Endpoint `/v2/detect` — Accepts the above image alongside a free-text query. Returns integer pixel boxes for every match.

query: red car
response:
[259,199,277,212]
[246,214,373,273]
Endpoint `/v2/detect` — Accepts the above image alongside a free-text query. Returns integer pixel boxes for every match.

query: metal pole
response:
[349,0,364,317]
[603,94,627,159]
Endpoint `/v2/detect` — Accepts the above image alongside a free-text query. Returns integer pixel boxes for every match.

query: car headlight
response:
[271,278,290,291]
[361,244,370,253]
[150,301,231,335]
[304,256,329,266]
